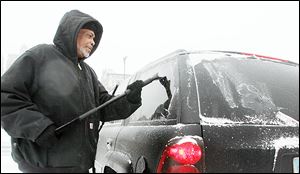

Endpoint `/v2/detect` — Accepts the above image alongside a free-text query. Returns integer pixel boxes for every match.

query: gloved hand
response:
[126,80,144,104]
[35,124,58,148]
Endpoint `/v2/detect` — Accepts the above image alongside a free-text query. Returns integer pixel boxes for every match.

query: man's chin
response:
[84,51,90,58]
[79,48,90,58]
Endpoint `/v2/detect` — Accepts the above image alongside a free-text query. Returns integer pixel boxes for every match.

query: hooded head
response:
[53,10,103,62]
[82,22,98,34]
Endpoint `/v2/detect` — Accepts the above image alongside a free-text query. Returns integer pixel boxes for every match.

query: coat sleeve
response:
[1,52,54,142]
[97,81,141,122]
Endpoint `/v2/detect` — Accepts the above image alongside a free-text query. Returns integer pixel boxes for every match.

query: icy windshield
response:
[190,53,299,125]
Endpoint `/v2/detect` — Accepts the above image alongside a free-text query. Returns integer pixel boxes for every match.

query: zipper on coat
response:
[75,61,86,159]
[78,63,82,70]
[75,62,97,153]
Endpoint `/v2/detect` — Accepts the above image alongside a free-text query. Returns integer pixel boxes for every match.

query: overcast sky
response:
[1,1,299,76]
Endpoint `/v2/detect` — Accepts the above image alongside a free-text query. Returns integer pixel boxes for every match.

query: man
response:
[1,9,143,173]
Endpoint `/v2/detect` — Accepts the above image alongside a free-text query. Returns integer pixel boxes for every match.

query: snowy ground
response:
[1,128,21,173]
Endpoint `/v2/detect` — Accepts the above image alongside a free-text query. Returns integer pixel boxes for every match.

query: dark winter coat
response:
[1,10,140,172]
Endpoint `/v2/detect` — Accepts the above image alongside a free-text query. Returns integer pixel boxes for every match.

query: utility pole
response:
[123,56,127,80]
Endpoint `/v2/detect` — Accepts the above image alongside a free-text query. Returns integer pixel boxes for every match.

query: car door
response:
[113,57,181,172]
[94,77,132,172]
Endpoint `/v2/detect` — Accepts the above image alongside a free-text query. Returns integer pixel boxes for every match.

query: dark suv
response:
[94,50,299,173]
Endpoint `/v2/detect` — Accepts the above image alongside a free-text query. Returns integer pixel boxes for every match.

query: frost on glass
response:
[190,53,299,126]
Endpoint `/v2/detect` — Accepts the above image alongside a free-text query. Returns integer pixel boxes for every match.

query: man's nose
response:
[91,39,95,46]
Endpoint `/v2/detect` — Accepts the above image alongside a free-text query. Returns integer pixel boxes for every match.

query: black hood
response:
[53,9,103,63]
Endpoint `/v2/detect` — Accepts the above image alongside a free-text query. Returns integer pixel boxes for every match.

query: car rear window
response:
[191,54,299,125]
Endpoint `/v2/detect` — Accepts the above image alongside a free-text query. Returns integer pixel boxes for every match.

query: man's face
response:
[77,29,95,59]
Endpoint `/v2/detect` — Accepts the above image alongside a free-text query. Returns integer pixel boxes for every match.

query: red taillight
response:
[157,137,203,173]
[167,142,202,165]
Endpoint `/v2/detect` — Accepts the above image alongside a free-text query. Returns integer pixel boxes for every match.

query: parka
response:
[1,10,140,172]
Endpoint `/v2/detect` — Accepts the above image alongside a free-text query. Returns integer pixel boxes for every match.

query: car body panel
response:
[95,50,299,173]
[202,124,299,172]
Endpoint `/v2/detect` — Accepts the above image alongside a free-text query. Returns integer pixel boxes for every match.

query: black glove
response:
[126,80,144,104]
[35,125,58,148]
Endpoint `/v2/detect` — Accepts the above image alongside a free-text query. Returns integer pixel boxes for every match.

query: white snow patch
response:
[199,111,299,127]
[200,116,243,126]
[271,136,299,171]
[275,111,299,127]
[173,123,185,129]
[185,66,194,110]
[188,51,250,66]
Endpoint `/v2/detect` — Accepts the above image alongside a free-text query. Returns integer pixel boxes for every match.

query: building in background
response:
[1,45,28,76]
[100,69,131,92]
[1,53,19,76]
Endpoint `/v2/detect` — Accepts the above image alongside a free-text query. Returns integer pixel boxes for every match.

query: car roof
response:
[188,50,298,65]
[135,49,298,75]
